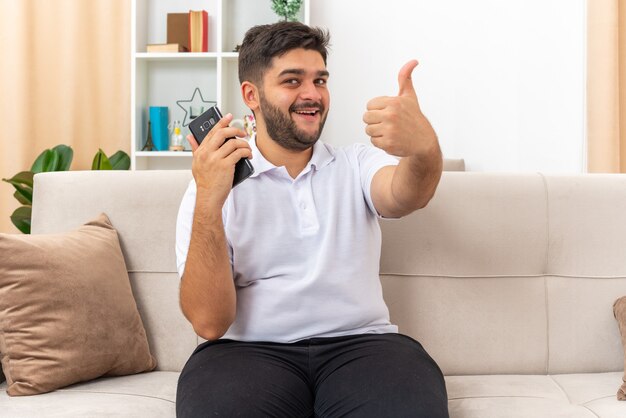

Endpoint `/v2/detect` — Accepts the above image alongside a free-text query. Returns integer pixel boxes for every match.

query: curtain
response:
[0,0,129,233]
[587,0,626,172]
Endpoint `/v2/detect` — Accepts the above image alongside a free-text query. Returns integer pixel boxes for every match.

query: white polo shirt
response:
[175,137,400,343]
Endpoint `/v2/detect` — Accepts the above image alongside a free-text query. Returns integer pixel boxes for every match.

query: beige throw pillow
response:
[0,214,156,396]
[613,296,626,400]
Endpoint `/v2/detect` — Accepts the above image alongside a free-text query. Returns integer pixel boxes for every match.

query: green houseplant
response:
[271,0,303,22]
[2,145,130,234]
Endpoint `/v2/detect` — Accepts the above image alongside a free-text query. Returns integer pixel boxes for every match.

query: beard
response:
[259,95,328,151]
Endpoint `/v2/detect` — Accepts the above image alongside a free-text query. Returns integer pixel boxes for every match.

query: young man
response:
[175,22,448,417]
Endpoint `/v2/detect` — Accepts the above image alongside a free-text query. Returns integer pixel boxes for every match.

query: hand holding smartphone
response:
[188,106,254,188]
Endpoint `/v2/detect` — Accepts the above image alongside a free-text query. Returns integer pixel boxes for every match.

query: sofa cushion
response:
[0,214,157,396]
[2,372,622,417]
[0,371,177,417]
[446,372,625,418]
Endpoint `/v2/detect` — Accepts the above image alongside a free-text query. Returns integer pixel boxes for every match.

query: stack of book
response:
[146,10,208,53]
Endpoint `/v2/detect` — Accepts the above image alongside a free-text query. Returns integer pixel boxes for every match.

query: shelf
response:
[135,52,220,61]
[131,0,309,170]
[135,151,192,157]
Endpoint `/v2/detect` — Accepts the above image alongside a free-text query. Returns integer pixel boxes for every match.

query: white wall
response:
[310,0,586,172]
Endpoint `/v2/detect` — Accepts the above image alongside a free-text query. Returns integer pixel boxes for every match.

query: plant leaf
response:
[2,171,34,188]
[14,190,31,205]
[2,171,34,204]
[51,145,73,171]
[10,183,33,205]
[31,149,52,173]
[91,149,113,170]
[108,150,130,170]
[31,149,60,173]
[10,206,31,234]
[47,150,60,172]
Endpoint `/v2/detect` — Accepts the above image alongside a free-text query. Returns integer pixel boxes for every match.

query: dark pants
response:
[176,333,449,418]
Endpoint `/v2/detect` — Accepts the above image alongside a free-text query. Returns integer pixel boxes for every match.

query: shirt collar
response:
[249,135,276,178]
[249,135,335,178]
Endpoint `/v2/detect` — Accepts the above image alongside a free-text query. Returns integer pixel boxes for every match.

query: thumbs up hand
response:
[363,60,438,157]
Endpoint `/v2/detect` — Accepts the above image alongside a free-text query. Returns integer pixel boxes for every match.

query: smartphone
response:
[188,106,254,188]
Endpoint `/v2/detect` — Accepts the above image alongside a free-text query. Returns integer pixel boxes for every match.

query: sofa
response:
[1,169,626,417]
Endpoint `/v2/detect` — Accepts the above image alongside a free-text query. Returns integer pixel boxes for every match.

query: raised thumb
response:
[397,60,419,98]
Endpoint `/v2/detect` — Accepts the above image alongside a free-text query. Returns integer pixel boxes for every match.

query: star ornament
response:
[176,87,216,127]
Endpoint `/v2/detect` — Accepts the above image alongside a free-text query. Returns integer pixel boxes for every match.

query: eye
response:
[283,79,300,86]
[315,78,327,86]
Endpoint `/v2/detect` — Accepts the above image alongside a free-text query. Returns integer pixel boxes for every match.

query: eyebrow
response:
[278,69,330,78]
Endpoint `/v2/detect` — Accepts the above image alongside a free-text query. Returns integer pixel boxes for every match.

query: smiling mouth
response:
[293,109,320,116]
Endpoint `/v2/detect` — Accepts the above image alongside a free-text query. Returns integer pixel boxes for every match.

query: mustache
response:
[290,101,324,113]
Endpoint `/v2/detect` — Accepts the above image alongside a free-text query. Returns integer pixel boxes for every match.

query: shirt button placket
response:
[294,175,317,234]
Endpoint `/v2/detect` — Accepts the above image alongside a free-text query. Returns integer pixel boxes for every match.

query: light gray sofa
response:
[1,170,626,417]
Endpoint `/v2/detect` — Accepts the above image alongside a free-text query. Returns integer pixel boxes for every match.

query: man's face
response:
[257,48,330,151]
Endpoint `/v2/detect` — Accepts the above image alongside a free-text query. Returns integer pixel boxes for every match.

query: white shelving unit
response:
[131,0,310,170]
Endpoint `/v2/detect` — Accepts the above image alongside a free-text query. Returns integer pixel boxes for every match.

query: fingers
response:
[191,128,252,170]
[366,96,393,111]
[219,127,248,144]
[225,145,254,166]
[370,136,385,150]
[365,123,384,138]
[215,113,234,129]
[187,134,199,152]
[215,138,253,161]
[205,127,247,150]
[212,113,247,138]
[363,109,384,124]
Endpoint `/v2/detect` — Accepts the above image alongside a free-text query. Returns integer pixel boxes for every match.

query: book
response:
[146,43,188,53]
[189,10,208,53]
[167,13,190,51]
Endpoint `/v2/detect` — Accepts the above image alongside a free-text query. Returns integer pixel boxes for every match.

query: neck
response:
[255,133,314,179]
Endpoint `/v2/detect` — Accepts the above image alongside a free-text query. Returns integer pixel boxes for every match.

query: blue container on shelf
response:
[149,106,169,151]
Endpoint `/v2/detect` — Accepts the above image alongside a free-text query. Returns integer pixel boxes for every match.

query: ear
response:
[241,81,260,111]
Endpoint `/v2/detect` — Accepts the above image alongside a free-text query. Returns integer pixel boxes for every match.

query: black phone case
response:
[188,105,254,188]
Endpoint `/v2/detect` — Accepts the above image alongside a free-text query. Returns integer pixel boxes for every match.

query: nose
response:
[299,80,323,102]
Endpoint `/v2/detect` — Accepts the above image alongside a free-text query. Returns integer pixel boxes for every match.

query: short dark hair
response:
[238,21,330,85]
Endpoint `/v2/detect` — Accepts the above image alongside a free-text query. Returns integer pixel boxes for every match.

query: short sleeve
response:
[353,143,400,217]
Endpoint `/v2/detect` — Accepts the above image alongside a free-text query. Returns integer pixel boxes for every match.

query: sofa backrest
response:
[380,172,626,375]
[31,171,626,375]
